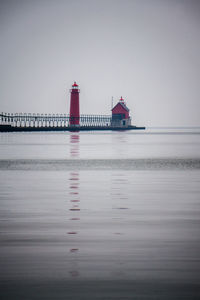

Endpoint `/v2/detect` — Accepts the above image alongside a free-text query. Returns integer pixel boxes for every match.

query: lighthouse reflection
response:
[68,133,80,278]
[70,134,80,157]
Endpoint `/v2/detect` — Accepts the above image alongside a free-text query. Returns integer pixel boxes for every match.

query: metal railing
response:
[0,113,112,128]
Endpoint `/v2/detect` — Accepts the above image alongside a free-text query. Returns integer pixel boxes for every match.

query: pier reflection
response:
[111,132,128,157]
[110,172,130,278]
[111,172,129,211]
[67,133,80,278]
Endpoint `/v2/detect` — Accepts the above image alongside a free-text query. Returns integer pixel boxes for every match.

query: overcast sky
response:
[0,0,200,126]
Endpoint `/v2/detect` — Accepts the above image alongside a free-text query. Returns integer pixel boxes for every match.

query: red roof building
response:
[111,97,131,127]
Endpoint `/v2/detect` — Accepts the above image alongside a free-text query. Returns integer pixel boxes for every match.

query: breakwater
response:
[0,124,145,132]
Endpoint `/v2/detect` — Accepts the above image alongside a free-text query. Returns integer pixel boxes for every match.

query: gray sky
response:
[0,0,200,126]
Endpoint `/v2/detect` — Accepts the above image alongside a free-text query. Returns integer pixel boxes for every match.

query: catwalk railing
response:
[0,113,112,128]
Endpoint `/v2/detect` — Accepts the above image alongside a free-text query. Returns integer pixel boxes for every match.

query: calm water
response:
[0,129,200,299]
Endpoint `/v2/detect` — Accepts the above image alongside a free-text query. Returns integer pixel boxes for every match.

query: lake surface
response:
[0,128,200,299]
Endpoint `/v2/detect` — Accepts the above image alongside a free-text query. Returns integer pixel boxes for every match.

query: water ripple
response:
[0,158,200,170]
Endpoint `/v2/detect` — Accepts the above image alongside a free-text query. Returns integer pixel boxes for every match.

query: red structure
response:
[111,96,131,127]
[69,82,80,126]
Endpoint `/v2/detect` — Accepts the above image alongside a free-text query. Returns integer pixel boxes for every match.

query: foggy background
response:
[0,0,200,127]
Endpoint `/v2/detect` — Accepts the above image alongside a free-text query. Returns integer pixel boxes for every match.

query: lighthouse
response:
[69,82,80,126]
[111,96,131,127]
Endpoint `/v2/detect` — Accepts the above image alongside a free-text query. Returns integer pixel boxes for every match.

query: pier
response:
[0,112,145,132]
[0,82,145,132]
[0,113,118,131]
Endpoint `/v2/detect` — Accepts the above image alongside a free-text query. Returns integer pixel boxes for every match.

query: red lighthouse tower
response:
[69,82,80,126]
